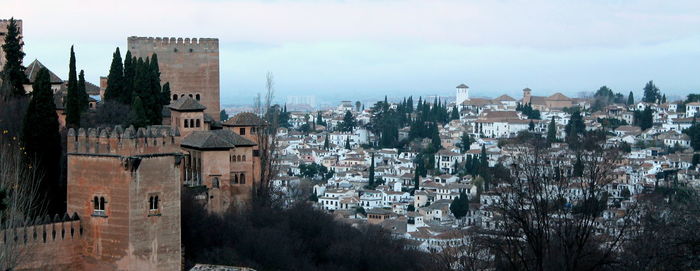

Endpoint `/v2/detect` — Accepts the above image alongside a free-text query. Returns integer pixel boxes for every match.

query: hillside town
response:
[269,84,700,259]
[2,3,700,269]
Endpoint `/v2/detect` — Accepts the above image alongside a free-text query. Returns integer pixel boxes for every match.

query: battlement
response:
[128,36,219,49]
[67,125,182,156]
[0,213,82,246]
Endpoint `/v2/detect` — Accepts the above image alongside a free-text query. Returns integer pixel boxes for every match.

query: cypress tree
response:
[161,82,171,105]
[122,51,135,104]
[547,116,557,144]
[573,156,583,177]
[127,96,148,128]
[104,47,124,102]
[528,120,535,131]
[368,153,375,188]
[78,69,89,111]
[323,133,329,150]
[345,136,351,150]
[451,105,459,120]
[220,109,229,121]
[148,54,163,124]
[65,46,81,127]
[643,81,660,103]
[450,191,469,219]
[22,68,61,212]
[1,18,27,97]
[627,91,634,105]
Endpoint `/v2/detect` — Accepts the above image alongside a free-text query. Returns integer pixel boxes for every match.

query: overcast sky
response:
[4,0,700,104]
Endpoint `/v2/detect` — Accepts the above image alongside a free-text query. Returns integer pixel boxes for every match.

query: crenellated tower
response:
[127,36,220,121]
[65,125,183,270]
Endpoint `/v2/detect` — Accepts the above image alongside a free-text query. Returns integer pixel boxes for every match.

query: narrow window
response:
[233,175,239,184]
[189,94,193,98]
[148,195,161,216]
[184,119,189,128]
[195,94,201,101]
[196,119,201,127]
[240,173,246,184]
[242,155,246,161]
[172,94,178,100]
[190,119,195,128]
[240,128,246,135]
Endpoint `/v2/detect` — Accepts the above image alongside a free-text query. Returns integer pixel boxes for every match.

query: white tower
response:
[456,84,470,105]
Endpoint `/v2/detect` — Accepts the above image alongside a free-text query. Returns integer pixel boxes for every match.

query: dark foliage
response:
[21,68,62,214]
[0,18,27,97]
[181,191,433,271]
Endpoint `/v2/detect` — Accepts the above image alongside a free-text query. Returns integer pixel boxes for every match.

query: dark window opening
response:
[195,94,201,101]
[240,128,245,135]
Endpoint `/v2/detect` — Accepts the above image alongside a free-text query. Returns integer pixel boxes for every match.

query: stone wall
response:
[1,217,85,270]
[127,36,220,121]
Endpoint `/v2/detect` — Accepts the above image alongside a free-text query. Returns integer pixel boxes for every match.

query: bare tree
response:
[253,72,282,207]
[0,135,45,269]
[482,146,634,271]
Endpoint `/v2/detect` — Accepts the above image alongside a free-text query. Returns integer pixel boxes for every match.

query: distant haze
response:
[5,0,700,105]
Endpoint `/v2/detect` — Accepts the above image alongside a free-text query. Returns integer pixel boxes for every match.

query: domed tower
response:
[456,84,470,105]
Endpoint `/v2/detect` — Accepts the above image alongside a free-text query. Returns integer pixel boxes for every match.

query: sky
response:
[4,0,700,105]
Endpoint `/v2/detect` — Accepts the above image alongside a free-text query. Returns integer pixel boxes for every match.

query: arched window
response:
[184,119,189,128]
[240,173,246,184]
[195,94,201,101]
[242,155,246,161]
[180,94,185,98]
[190,119,195,128]
[172,94,178,100]
[93,196,99,210]
[189,94,193,98]
[94,196,106,216]
[212,177,220,188]
[149,196,159,210]
[196,119,201,127]
[233,175,239,184]
[99,197,106,210]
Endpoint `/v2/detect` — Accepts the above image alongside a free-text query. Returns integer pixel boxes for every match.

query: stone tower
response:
[522,87,532,104]
[456,83,470,105]
[0,19,23,70]
[66,126,183,270]
[127,37,221,121]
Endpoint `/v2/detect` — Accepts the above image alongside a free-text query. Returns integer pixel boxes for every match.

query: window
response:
[172,94,178,100]
[240,173,246,184]
[195,94,201,101]
[253,150,260,157]
[148,195,161,216]
[189,94,193,98]
[251,127,256,134]
[232,175,239,184]
[239,128,245,135]
[212,177,220,188]
[190,119,195,128]
[242,155,246,161]
[184,119,189,128]
[196,119,201,127]
[92,196,106,217]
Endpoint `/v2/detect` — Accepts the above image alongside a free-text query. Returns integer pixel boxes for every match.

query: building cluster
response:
[1,22,264,270]
[270,83,700,254]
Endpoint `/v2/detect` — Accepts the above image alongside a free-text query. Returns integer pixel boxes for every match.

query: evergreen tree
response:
[547,116,557,144]
[643,80,661,103]
[661,94,667,104]
[122,50,135,104]
[528,120,535,131]
[459,133,471,153]
[78,69,89,111]
[103,47,124,102]
[627,91,634,105]
[65,46,81,127]
[449,191,469,219]
[340,110,356,132]
[323,133,330,150]
[21,68,61,212]
[638,107,654,130]
[345,136,351,150]
[1,18,27,96]
[450,105,460,120]
[316,111,324,125]
[565,110,585,149]
[573,156,583,177]
[220,109,229,121]
[148,54,163,124]
[127,96,148,128]
[368,153,375,188]
[161,82,171,105]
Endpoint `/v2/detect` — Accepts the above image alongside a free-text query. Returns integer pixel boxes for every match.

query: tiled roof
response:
[181,130,256,149]
[169,97,206,111]
[223,112,265,126]
[25,59,63,84]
